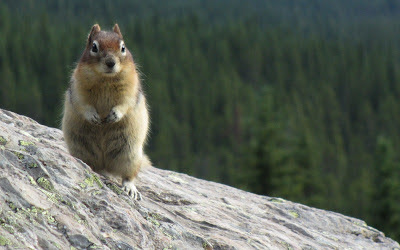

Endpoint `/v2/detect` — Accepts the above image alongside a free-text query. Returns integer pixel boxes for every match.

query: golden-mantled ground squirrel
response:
[62,24,150,200]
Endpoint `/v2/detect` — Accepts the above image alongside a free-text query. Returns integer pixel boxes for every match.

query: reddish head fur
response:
[78,24,134,75]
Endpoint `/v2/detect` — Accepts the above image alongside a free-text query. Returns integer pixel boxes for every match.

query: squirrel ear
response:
[113,24,123,38]
[87,24,101,46]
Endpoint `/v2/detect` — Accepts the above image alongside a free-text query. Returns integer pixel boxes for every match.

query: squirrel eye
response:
[92,42,98,53]
[121,44,125,53]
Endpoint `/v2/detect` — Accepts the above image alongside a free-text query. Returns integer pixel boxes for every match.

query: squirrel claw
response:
[91,115,101,125]
[84,110,101,125]
[103,109,122,124]
[122,180,142,200]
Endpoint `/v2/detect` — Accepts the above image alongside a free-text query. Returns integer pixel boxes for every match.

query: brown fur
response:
[62,24,150,199]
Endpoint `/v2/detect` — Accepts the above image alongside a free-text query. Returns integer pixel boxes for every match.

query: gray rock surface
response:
[0,108,399,249]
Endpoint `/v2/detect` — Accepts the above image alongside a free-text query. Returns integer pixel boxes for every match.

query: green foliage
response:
[1,0,400,242]
[373,137,400,241]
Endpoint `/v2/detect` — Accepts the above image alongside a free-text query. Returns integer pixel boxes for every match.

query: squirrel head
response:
[79,24,134,77]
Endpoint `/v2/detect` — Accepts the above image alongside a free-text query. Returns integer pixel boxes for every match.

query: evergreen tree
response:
[240,87,290,195]
[373,136,400,240]
[0,63,16,111]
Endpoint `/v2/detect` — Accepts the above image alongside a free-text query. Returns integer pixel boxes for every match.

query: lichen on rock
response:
[0,136,7,146]
[37,177,55,192]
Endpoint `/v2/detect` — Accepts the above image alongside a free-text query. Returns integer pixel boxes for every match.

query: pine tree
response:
[0,59,17,111]
[373,136,400,240]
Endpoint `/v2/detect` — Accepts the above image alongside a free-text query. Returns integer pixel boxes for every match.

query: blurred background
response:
[1,0,400,241]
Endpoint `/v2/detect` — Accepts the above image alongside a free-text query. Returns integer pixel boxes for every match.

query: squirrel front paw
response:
[83,109,101,125]
[103,108,123,124]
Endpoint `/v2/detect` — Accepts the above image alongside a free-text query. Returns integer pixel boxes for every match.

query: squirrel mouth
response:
[97,63,120,75]
[103,68,118,75]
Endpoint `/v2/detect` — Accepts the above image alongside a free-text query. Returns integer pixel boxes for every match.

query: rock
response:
[0,108,399,249]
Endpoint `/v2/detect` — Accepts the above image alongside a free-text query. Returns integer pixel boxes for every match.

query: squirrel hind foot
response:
[122,180,142,200]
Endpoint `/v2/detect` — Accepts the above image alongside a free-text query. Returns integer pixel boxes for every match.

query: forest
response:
[0,0,400,241]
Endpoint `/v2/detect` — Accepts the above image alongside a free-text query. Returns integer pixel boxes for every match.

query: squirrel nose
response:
[105,60,116,68]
